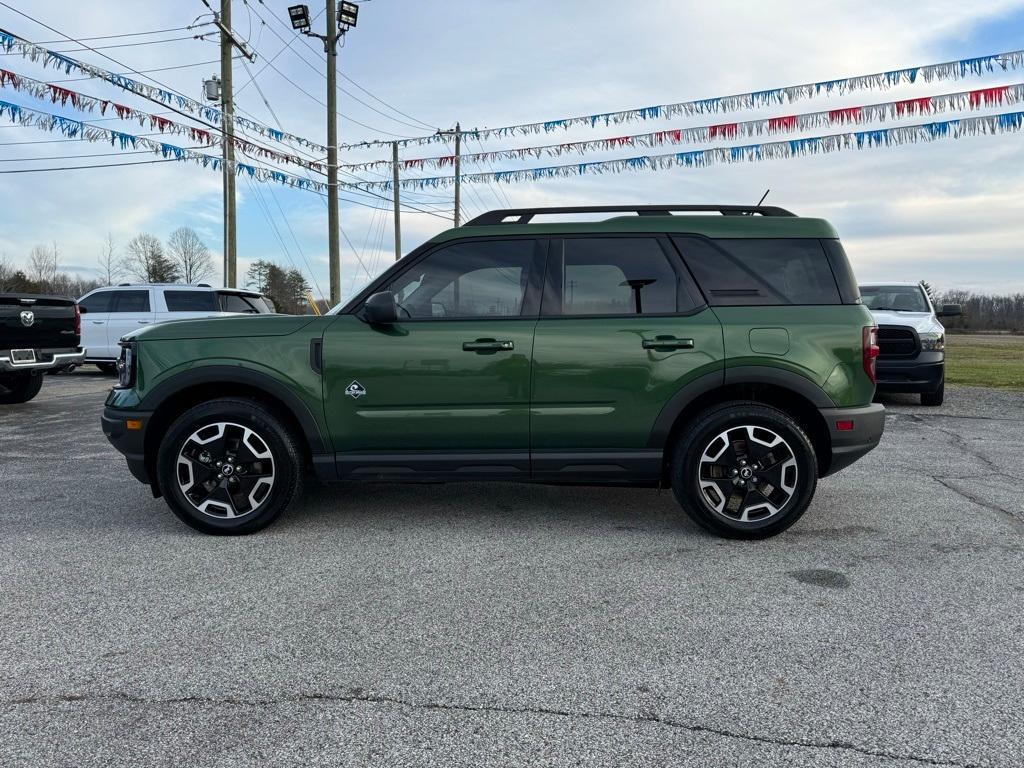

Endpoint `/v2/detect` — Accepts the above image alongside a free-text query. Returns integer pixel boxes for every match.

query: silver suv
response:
[77,284,274,370]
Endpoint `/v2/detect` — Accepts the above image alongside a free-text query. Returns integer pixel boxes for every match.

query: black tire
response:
[156,398,304,535]
[0,372,44,404]
[920,376,944,406]
[670,401,818,539]
[96,362,118,375]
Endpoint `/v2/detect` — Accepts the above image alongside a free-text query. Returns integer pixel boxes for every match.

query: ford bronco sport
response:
[102,205,884,538]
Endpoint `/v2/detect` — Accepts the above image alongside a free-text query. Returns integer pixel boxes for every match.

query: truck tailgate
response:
[0,295,79,350]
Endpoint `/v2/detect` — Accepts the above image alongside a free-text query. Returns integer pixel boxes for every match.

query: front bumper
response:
[875,358,944,394]
[818,402,886,476]
[102,405,154,485]
[0,348,85,372]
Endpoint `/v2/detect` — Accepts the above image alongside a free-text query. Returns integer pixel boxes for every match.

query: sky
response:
[1,0,1023,301]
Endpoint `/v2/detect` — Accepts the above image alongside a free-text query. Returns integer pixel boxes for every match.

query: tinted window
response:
[550,237,691,316]
[79,291,112,313]
[219,293,272,314]
[110,290,150,313]
[389,240,538,319]
[859,285,930,312]
[673,237,841,305]
[165,290,217,312]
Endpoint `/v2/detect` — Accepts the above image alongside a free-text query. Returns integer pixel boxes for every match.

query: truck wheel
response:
[670,402,818,539]
[156,398,304,535]
[0,372,44,404]
[920,376,944,407]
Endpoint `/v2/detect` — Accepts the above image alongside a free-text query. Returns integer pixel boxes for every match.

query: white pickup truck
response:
[859,282,962,406]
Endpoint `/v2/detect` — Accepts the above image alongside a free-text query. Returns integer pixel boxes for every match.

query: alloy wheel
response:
[175,422,276,519]
[697,424,798,524]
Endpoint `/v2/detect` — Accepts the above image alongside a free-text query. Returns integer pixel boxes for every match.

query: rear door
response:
[322,237,544,477]
[78,290,113,359]
[106,289,154,356]
[529,235,724,481]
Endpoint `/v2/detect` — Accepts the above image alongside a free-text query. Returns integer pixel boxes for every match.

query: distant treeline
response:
[936,291,1024,334]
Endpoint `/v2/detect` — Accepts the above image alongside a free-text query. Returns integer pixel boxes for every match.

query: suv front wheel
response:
[156,398,304,535]
[671,402,818,539]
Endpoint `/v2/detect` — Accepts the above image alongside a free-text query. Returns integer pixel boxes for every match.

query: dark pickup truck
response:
[0,293,85,403]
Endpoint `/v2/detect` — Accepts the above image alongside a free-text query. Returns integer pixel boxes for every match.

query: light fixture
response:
[288,4,311,32]
[338,1,358,29]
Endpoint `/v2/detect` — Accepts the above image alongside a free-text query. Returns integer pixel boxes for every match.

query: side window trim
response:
[671,235,790,305]
[364,236,546,322]
[540,234,706,319]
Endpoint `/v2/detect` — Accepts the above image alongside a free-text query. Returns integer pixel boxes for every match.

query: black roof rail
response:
[464,205,796,226]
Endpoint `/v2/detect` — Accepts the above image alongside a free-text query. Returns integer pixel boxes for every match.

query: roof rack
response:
[464,205,796,226]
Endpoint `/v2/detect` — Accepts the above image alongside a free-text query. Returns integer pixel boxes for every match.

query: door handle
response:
[91,320,104,325]
[137,320,149,324]
[462,339,514,352]
[642,336,694,350]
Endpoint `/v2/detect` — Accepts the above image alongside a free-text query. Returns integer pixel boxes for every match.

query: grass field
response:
[945,334,1024,390]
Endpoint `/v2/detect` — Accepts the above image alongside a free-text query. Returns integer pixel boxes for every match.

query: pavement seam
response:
[5,691,981,767]
[931,475,1024,531]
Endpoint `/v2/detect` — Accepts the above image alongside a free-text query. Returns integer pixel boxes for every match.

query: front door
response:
[78,290,112,359]
[322,237,545,479]
[530,236,724,480]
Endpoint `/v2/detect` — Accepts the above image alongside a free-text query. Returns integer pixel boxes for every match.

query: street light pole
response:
[325,0,340,305]
[287,2,359,305]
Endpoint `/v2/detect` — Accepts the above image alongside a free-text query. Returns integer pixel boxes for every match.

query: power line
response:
[0,157,181,173]
[29,24,214,44]
[0,34,210,54]
[47,58,231,82]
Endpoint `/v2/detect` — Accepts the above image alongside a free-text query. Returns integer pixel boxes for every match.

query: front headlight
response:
[117,342,136,388]
[919,331,945,351]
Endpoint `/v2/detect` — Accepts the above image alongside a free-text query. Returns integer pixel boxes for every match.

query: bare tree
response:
[27,243,59,285]
[124,233,180,283]
[96,232,125,286]
[167,226,214,284]
[0,253,13,291]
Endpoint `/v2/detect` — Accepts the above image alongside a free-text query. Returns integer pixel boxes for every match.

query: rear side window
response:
[219,293,272,314]
[79,292,112,313]
[672,237,842,306]
[164,291,217,312]
[110,290,151,313]
[546,237,700,316]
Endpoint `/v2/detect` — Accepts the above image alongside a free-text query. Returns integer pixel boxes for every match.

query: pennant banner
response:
[355,111,1024,190]
[0,98,338,194]
[0,67,327,174]
[0,30,329,155]
[340,83,1024,172]
[340,49,1024,150]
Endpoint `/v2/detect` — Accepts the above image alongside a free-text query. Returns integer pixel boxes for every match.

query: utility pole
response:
[206,0,254,288]
[392,141,401,261]
[437,123,462,226]
[287,2,359,305]
[220,0,236,288]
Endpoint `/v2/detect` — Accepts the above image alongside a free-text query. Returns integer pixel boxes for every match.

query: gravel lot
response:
[1,370,1022,767]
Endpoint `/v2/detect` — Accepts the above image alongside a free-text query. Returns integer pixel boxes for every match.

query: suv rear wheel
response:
[156,398,303,535]
[670,402,818,539]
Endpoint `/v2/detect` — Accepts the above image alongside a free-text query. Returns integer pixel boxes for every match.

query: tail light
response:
[74,303,81,337]
[862,326,879,384]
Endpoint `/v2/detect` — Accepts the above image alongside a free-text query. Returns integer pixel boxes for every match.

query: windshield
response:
[859,285,930,313]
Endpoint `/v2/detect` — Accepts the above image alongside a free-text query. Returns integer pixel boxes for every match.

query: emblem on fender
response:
[345,381,367,399]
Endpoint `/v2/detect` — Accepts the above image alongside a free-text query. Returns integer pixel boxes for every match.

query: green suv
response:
[102,205,884,538]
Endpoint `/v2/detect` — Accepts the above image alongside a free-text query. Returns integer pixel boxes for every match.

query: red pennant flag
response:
[968,85,1009,108]
[768,115,798,132]
[828,107,862,123]
[709,123,738,139]
[894,97,933,116]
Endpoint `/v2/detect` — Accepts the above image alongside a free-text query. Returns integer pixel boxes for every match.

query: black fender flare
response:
[646,365,834,449]
[139,365,327,455]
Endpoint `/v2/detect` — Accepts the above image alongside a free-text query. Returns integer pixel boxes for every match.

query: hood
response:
[867,309,943,334]
[124,314,321,342]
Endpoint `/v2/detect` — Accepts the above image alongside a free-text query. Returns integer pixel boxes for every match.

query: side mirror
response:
[78,305,88,314]
[937,303,962,318]
[362,291,398,325]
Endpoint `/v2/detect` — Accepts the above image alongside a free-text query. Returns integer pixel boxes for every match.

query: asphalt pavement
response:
[1,369,1022,767]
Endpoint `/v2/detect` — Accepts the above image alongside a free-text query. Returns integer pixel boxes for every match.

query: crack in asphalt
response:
[932,476,1024,531]
[5,689,981,767]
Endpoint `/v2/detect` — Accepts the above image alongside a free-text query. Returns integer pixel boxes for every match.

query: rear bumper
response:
[0,348,85,372]
[101,406,153,485]
[818,402,885,476]
[875,359,944,394]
